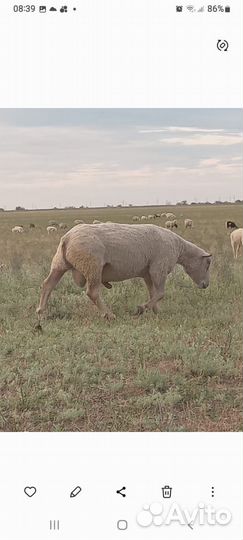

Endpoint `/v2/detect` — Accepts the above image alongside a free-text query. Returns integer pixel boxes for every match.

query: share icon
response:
[116,486,126,497]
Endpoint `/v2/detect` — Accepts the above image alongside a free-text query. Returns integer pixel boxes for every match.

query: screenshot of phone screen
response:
[0,1,242,539]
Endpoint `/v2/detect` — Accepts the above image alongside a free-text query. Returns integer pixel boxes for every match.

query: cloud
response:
[160,133,242,146]
[139,127,226,134]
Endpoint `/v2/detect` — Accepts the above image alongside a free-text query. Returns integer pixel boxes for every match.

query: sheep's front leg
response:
[136,265,167,315]
[86,279,115,321]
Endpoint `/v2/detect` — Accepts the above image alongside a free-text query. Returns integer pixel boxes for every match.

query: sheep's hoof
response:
[36,307,42,315]
[136,305,145,316]
[103,312,116,321]
[34,322,43,333]
[103,282,112,289]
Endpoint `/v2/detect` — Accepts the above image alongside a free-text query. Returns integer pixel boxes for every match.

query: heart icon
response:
[24,486,37,498]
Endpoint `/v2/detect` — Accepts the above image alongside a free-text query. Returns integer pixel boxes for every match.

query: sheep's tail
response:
[57,236,72,270]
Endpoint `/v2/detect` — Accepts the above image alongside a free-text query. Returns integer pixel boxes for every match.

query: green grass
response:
[0,205,242,432]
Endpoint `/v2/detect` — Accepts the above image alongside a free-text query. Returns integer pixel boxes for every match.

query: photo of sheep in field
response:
[0,108,242,433]
[37,223,212,319]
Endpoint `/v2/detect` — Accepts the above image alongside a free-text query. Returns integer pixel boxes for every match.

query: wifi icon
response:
[187,5,195,11]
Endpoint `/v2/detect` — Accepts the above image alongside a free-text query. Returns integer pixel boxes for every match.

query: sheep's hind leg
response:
[36,268,67,314]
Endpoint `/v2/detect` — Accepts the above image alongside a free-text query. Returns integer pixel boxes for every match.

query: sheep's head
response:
[183,252,212,289]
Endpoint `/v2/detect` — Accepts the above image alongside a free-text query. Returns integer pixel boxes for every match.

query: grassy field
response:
[0,205,242,432]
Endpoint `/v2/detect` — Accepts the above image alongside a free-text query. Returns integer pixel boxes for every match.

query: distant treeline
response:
[0,200,242,212]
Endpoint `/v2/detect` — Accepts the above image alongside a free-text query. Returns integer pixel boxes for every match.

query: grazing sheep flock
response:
[9,212,242,264]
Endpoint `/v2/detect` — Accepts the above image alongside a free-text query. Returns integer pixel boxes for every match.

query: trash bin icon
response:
[162,486,172,498]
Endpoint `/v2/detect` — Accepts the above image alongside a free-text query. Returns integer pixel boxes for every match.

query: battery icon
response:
[225,6,230,12]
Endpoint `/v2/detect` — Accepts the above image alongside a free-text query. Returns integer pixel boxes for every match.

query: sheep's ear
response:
[202,253,212,258]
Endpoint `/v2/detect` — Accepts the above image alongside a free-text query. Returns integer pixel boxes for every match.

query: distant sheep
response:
[185,219,193,229]
[29,223,35,229]
[48,220,58,226]
[165,220,177,229]
[74,219,84,224]
[47,226,57,234]
[166,213,176,219]
[230,228,243,259]
[59,223,68,230]
[147,214,155,220]
[12,226,24,233]
[160,213,166,218]
[225,220,238,230]
[132,216,140,222]
[141,215,147,221]
[154,213,161,218]
[93,220,101,224]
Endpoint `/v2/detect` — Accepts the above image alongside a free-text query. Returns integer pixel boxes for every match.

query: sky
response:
[0,109,242,209]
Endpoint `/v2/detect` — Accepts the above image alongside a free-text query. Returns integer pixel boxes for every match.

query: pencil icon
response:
[70,486,82,498]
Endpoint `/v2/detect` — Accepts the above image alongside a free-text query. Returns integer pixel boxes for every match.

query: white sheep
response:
[147,214,155,220]
[165,220,177,229]
[47,226,57,234]
[185,219,193,229]
[74,219,84,224]
[230,228,243,259]
[12,226,24,233]
[132,216,140,221]
[93,219,101,224]
[37,223,212,319]
[166,212,176,219]
[160,213,166,218]
[141,215,147,221]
